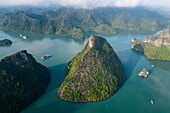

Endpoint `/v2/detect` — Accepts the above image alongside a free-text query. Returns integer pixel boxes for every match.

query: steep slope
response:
[0,50,50,113]
[93,24,117,34]
[58,35,126,102]
[92,7,165,31]
[131,28,170,60]
[1,7,167,40]
[1,11,42,33]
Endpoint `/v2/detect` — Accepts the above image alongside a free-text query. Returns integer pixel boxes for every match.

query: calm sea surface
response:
[0,29,170,113]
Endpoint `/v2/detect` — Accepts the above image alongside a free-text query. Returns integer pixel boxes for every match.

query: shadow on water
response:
[46,63,68,93]
[23,98,83,113]
[148,59,170,71]
[117,49,143,79]
[22,63,84,113]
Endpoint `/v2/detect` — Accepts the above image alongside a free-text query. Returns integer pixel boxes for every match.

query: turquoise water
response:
[0,29,170,113]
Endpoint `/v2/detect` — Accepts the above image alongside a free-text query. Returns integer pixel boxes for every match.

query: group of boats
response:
[20,34,27,39]
[19,34,52,60]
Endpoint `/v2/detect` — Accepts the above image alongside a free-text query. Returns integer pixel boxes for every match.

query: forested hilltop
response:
[0,50,50,113]
[58,35,126,102]
[0,7,169,40]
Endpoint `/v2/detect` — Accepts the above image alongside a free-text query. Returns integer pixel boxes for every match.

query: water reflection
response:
[3,29,84,44]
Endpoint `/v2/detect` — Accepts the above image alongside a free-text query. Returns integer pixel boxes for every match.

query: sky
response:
[0,0,169,9]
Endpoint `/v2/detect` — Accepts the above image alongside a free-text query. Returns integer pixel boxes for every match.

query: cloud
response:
[0,0,170,9]
[114,0,142,7]
[0,0,43,6]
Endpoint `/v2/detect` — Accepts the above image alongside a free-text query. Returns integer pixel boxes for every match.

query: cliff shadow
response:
[46,63,67,93]
[116,49,143,79]
[22,63,85,113]
[148,59,170,71]
[22,98,83,113]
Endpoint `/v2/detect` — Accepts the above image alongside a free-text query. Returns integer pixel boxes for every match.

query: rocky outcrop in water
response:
[138,69,149,78]
[0,39,12,46]
[0,50,50,113]
[131,38,144,52]
[58,35,126,102]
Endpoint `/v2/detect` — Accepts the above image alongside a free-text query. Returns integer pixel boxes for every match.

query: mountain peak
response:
[88,35,107,49]
[58,35,126,102]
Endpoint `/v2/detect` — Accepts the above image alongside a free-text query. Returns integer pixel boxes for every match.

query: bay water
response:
[0,29,170,113]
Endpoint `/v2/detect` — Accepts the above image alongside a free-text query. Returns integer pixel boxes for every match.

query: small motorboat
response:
[151,65,154,67]
[150,100,154,105]
[22,36,27,39]
[20,34,22,37]
[41,54,51,60]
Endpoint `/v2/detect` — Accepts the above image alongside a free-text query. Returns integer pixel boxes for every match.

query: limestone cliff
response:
[143,28,170,47]
[131,28,170,61]
[58,35,126,102]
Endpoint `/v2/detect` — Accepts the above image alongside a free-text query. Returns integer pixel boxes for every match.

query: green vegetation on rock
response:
[93,24,117,35]
[141,43,170,60]
[0,50,50,113]
[131,28,170,61]
[0,7,169,40]
[70,27,84,40]
[58,35,126,102]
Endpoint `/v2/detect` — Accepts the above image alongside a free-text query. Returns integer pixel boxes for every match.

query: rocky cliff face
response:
[143,28,170,47]
[58,35,126,102]
[0,50,50,113]
[131,28,170,61]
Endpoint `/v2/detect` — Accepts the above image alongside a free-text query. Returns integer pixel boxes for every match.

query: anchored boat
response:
[41,54,52,60]
[150,100,154,105]
[19,34,27,39]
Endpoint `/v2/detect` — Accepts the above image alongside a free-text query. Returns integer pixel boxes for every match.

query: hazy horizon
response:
[0,0,170,10]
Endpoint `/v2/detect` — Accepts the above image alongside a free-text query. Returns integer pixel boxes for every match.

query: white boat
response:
[150,100,154,104]
[22,36,27,39]
[41,54,51,60]
[20,34,22,37]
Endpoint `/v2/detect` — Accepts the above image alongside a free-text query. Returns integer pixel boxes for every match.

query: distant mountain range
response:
[0,6,170,40]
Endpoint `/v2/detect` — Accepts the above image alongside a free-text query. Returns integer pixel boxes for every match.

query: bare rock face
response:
[58,35,126,102]
[131,28,170,61]
[88,35,106,49]
[143,28,170,47]
[131,38,138,43]
[0,50,50,113]
[158,28,170,38]
[154,39,164,47]
[138,69,149,78]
